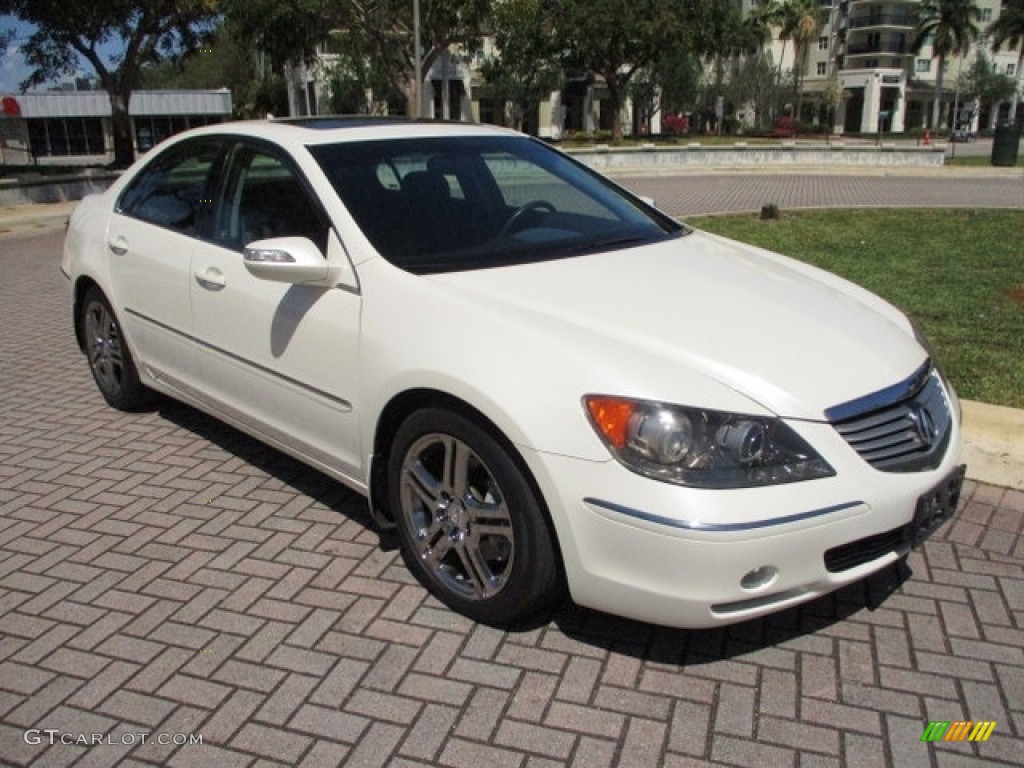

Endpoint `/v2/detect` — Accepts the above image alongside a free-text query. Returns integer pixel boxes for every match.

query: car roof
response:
[182,116,524,149]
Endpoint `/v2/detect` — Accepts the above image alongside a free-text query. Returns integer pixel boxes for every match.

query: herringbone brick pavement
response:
[1,229,1021,767]
[615,173,1024,218]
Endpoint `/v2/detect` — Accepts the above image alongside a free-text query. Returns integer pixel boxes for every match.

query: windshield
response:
[309,135,685,273]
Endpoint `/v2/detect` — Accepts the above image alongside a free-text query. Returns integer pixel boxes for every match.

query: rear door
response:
[109,138,223,389]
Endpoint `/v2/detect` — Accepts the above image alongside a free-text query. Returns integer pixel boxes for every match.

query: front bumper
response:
[522,409,963,629]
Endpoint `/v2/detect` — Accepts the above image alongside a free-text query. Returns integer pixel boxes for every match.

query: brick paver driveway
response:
[1,227,1022,768]
[616,173,1024,218]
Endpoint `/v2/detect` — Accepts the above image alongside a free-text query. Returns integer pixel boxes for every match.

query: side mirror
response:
[243,237,333,286]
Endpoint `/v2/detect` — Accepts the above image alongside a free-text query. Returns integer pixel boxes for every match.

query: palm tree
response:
[912,0,983,130]
[989,0,1024,122]
[778,0,823,121]
[759,0,822,120]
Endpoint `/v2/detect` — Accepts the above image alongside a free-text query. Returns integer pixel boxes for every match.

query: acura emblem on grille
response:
[910,405,936,447]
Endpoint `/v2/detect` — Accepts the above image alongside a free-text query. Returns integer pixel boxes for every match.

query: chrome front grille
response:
[826,362,952,472]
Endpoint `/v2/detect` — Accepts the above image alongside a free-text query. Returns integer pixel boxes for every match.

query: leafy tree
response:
[629,47,702,134]
[650,48,703,119]
[338,0,491,117]
[819,71,845,133]
[139,19,290,119]
[989,0,1024,122]
[222,0,331,73]
[729,4,778,129]
[690,0,759,128]
[321,27,404,116]
[912,0,983,129]
[1,0,220,167]
[721,51,790,132]
[479,0,561,132]
[549,0,685,141]
[227,0,490,118]
[958,51,1018,128]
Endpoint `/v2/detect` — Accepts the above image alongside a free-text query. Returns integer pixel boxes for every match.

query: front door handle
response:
[108,236,128,256]
[194,266,226,290]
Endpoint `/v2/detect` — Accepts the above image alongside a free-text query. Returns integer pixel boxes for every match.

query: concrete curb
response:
[961,400,1024,490]
[603,164,1024,179]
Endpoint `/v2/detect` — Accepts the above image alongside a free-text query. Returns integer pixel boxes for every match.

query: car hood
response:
[425,230,926,420]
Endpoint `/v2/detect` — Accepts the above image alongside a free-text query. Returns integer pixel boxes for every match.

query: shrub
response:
[663,114,689,134]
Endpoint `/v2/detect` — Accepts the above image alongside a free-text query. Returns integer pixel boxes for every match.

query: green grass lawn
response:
[687,209,1024,409]
[945,154,1024,167]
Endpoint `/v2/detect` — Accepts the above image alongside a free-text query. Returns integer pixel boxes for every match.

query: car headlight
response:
[584,396,835,489]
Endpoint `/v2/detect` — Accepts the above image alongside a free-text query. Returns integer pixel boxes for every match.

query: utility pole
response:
[413,0,422,118]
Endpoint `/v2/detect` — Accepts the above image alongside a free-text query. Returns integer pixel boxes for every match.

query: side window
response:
[117,140,221,235]
[213,145,327,252]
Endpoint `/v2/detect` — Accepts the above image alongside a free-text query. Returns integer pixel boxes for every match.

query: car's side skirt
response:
[141,366,371,502]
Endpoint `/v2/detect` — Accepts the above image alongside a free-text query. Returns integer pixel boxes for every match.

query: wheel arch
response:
[368,388,565,579]
[72,276,103,352]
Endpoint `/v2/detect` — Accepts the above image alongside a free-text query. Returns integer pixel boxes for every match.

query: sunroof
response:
[280,116,443,130]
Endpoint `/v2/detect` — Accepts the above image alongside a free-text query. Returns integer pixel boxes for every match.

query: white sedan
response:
[62,119,965,628]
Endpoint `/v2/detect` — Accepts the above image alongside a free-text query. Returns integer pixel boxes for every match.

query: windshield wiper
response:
[563,233,656,255]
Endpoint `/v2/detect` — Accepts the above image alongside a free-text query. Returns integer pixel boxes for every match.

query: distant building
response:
[792,0,1021,134]
[0,89,232,166]
[283,0,1020,138]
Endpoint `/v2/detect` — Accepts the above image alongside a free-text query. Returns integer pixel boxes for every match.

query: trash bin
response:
[991,123,1021,166]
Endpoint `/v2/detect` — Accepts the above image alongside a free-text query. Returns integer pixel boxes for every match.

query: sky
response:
[0,16,36,93]
[0,15,95,93]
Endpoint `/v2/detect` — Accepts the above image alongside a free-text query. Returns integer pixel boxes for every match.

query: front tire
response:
[79,287,150,411]
[388,408,561,625]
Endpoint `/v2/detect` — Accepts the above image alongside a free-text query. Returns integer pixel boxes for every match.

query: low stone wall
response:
[0,171,119,206]
[569,143,946,173]
[0,143,946,204]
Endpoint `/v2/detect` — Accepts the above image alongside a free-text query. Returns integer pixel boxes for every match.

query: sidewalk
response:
[4,181,1021,491]
[0,200,77,236]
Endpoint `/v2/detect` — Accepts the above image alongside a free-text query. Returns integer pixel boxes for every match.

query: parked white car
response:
[62,119,965,628]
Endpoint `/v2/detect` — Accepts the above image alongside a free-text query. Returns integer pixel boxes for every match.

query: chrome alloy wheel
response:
[398,433,515,601]
[84,299,127,398]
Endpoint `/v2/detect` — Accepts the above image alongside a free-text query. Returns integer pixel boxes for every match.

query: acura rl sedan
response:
[61,118,965,628]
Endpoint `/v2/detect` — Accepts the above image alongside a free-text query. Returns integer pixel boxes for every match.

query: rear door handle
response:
[108,236,128,256]
[194,266,226,290]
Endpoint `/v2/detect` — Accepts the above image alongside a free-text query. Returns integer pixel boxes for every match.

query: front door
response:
[189,141,365,482]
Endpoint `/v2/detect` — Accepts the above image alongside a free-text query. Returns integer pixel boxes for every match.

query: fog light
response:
[740,565,777,590]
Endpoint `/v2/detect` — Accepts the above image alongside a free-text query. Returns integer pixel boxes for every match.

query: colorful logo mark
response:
[921,721,997,742]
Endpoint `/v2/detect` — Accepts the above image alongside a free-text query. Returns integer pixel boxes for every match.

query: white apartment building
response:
[796,0,1021,134]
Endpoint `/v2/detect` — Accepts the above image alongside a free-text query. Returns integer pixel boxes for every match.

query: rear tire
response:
[388,407,561,625]
[79,287,150,411]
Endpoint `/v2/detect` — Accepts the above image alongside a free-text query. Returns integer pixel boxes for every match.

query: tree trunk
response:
[403,80,418,117]
[1011,51,1023,123]
[794,44,804,122]
[607,78,623,142]
[777,38,789,115]
[932,54,945,130]
[108,90,135,168]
